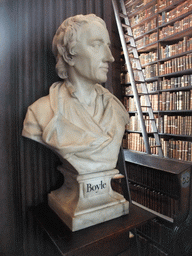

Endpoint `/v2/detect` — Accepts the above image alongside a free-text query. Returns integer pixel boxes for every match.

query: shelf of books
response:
[121,149,192,255]
[119,1,192,255]
[121,0,192,162]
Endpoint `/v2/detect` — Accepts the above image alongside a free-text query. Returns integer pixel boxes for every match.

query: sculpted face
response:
[71,21,114,84]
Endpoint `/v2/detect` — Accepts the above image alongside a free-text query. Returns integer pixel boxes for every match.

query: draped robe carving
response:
[22,80,129,174]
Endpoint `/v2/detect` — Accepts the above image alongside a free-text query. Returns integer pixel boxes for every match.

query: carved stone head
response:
[52,14,114,82]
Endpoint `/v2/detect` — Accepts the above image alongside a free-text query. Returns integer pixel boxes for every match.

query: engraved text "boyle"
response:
[87,181,107,193]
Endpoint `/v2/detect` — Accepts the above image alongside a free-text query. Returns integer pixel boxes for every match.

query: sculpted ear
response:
[57,44,75,66]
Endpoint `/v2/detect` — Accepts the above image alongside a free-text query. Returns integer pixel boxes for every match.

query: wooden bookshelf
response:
[122,150,192,255]
[128,0,157,18]
[121,0,192,162]
[119,1,192,255]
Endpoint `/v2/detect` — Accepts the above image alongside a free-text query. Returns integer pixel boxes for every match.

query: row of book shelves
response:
[123,133,192,161]
[137,233,169,256]
[137,218,172,254]
[127,114,159,132]
[139,50,158,65]
[159,53,192,75]
[122,54,192,81]
[125,0,155,15]
[126,161,179,197]
[161,138,192,160]
[159,13,192,39]
[159,115,192,135]
[129,3,158,25]
[136,32,158,48]
[140,51,158,66]
[159,36,192,59]
[123,90,192,112]
[138,48,192,69]
[133,17,157,37]
[158,0,185,12]
[137,53,192,73]
[123,133,158,154]
[143,63,158,79]
[122,82,158,95]
[123,94,159,111]
[128,114,192,136]
[120,1,192,255]
[159,74,192,89]
[130,182,178,219]
[132,47,192,68]
[122,75,192,93]
[128,0,192,27]
[159,90,192,111]
[125,0,181,14]
[158,0,192,25]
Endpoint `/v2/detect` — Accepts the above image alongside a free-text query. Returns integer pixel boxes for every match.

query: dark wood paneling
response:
[0,1,18,255]
[0,1,119,255]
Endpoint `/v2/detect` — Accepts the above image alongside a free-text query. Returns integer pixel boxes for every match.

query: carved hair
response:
[52,14,106,79]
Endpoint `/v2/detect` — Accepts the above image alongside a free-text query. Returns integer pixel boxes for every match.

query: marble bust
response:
[22,14,129,231]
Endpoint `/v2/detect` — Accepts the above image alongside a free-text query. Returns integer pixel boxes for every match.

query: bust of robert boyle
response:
[22,14,129,174]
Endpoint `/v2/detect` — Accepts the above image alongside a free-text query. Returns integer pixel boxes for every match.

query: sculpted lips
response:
[100,66,109,72]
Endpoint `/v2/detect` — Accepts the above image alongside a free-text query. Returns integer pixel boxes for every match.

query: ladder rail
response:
[112,0,151,155]
[112,0,164,157]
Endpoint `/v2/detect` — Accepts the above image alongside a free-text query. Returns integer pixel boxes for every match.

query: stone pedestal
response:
[48,166,129,231]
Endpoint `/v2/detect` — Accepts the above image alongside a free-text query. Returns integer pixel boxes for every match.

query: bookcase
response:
[121,0,192,161]
[119,150,192,256]
[117,0,192,255]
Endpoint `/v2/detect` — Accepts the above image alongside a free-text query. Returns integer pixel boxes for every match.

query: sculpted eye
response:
[91,41,102,48]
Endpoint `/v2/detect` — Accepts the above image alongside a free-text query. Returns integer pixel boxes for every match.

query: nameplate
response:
[84,178,108,198]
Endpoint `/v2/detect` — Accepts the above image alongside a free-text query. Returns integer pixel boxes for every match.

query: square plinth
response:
[48,169,129,231]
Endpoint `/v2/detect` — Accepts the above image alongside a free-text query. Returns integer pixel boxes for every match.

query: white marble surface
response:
[22,14,129,231]
[22,14,129,174]
[48,166,129,231]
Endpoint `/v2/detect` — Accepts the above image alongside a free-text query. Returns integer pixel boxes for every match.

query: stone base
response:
[48,167,129,231]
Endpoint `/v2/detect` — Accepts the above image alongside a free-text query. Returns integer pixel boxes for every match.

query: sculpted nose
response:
[104,45,115,63]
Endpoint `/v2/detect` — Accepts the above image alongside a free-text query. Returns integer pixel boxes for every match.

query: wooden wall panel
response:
[0,1,18,254]
[0,0,120,255]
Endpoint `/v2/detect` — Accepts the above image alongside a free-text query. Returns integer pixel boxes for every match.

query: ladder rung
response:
[126,33,134,38]
[127,45,137,50]
[144,118,155,120]
[125,0,133,6]
[130,56,139,60]
[132,67,142,71]
[125,35,134,41]
[140,106,151,108]
[119,13,127,19]
[150,145,161,148]
[122,23,131,28]
[125,37,133,42]
[135,80,145,83]
[135,69,144,73]
[139,93,150,95]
